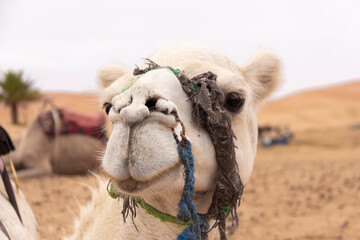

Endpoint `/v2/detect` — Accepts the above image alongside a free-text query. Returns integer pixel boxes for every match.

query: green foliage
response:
[0,70,41,105]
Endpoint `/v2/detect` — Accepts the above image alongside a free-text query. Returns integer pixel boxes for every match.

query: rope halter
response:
[107,59,244,240]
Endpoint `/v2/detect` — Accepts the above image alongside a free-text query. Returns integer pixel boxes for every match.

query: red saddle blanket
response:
[38,108,107,140]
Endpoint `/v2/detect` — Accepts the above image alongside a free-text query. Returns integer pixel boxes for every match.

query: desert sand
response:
[0,81,359,240]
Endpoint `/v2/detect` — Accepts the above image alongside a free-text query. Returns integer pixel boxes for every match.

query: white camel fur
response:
[0,180,38,240]
[67,42,281,240]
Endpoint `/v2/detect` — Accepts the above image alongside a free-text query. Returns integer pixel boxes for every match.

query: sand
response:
[0,81,359,240]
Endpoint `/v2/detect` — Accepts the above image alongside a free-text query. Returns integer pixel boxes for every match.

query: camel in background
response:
[10,106,107,178]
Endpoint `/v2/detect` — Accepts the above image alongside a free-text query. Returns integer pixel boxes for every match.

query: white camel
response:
[66,42,281,240]
[0,179,38,240]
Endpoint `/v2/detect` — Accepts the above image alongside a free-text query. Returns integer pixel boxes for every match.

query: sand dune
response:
[258,80,360,131]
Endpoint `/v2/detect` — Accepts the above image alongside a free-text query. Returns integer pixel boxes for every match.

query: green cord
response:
[107,183,239,228]
[108,182,192,226]
[108,183,119,199]
[135,198,193,226]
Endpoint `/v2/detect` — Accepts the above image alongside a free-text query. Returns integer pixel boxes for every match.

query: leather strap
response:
[1,166,22,222]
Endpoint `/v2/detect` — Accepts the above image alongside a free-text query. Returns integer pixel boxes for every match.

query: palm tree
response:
[0,70,41,124]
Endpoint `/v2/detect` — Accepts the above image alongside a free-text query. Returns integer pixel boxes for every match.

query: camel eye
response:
[103,103,113,115]
[224,92,245,113]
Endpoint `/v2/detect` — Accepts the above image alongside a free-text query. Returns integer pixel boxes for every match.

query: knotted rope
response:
[176,139,209,240]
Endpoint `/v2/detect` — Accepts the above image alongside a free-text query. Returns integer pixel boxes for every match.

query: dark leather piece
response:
[0,126,15,155]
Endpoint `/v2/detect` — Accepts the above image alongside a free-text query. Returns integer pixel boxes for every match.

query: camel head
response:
[98,42,281,238]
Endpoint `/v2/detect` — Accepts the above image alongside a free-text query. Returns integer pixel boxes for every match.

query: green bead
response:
[173,69,180,75]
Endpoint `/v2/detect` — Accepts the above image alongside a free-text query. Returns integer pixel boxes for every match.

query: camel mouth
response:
[102,114,182,184]
[110,160,182,194]
[112,177,150,192]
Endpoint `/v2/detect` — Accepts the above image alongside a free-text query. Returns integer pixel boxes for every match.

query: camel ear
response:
[98,64,129,89]
[241,51,282,103]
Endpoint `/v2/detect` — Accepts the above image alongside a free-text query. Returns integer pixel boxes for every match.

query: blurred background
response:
[0,0,359,239]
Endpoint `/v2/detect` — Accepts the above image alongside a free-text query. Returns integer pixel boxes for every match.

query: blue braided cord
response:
[177,140,208,240]
[177,226,193,240]
[177,216,209,240]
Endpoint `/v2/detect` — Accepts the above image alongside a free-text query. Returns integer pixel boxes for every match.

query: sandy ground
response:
[0,81,359,240]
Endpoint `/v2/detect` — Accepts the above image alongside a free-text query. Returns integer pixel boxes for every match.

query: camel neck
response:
[117,197,185,240]
[117,198,217,240]
[107,182,216,240]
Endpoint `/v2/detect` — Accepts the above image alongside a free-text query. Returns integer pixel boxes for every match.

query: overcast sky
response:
[1,0,359,98]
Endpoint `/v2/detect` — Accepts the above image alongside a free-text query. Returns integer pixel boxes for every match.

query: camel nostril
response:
[145,98,158,111]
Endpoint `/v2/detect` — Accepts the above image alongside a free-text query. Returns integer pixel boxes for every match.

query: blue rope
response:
[177,140,208,240]
[177,216,209,240]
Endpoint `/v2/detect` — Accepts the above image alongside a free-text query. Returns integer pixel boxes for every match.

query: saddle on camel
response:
[38,107,107,140]
[10,107,107,178]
